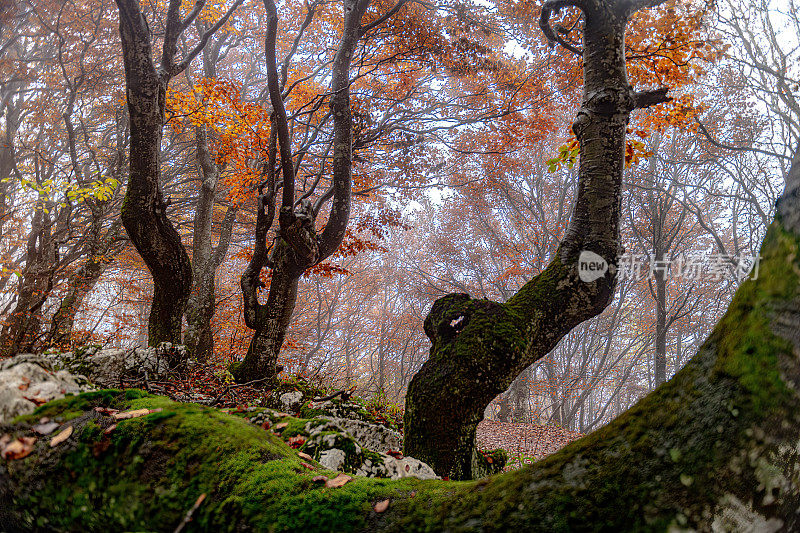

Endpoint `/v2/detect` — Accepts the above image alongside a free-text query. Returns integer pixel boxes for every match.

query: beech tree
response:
[113,0,242,349]
[403,0,674,480]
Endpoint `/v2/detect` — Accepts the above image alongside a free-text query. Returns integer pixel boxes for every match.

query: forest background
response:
[0,0,797,463]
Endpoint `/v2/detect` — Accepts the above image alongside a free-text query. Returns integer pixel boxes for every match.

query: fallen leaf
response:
[273,422,289,431]
[103,424,117,435]
[311,475,328,483]
[374,499,390,513]
[405,464,410,473]
[276,412,290,418]
[23,396,47,406]
[18,382,28,391]
[288,435,306,448]
[297,451,313,461]
[50,426,73,447]
[409,491,416,498]
[325,474,352,488]
[94,407,119,415]
[386,450,403,459]
[260,420,271,430]
[112,408,161,420]
[2,437,36,460]
[32,422,60,435]
[300,462,315,470]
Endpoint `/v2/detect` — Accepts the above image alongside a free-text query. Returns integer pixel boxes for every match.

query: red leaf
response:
[386,450,403,459]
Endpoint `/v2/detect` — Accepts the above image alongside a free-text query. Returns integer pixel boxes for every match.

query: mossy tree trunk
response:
[403,0,672,480]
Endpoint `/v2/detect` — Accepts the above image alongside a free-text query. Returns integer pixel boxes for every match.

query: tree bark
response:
[184,126,237,361]
[403,0,672,480]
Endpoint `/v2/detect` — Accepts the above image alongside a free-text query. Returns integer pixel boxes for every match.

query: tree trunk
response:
[403,0,672,480]
[184,127,237,361]
[114,0,241,350]
[0,205,60,356]
[232,0,371,384]
[232,238,300,383]
[653,250,668,385]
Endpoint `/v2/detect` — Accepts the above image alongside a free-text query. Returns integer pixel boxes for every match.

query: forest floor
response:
[475,420,583,470]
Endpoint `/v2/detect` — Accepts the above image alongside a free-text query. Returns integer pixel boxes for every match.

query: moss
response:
[3,390,440,532]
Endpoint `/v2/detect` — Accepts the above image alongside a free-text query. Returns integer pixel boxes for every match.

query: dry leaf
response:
[94,407,119,415]
[32,422,60,435]
[23,396,47,406]
[103,424,117,435]
[374,499,390,513]
[299,462,315,470]
[386,450,403,459]
[18,382,28,391]
[260,420,271,430]
[287,435,306,448]
[297,451,313,461]
[112,408,161,420]
[50,426,73,447]
[325,474,352,488]
[276,412,290,418]
[273,422,289,431]
[311,475,328,483]
[2,437,36,460]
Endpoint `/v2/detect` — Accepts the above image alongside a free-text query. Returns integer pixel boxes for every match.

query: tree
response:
[231,0,391,383]
[403,0,674,480]
[113,0,242,350]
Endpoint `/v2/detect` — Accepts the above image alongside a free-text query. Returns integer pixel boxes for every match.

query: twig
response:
[174,493,206,533]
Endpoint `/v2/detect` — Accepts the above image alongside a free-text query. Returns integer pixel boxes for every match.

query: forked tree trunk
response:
[403,0,672,480]
[233,239,300,383]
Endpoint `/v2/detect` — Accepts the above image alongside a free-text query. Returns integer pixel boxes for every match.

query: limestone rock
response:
[0,359,93,423]
[279,391,303,412]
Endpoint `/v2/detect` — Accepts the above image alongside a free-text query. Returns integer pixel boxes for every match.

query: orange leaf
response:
[374,499,390,513]
[50,425,73,447]
[325,474,352,488]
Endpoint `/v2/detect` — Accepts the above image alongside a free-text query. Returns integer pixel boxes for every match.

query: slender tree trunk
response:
[184,126,237,361]
[0,206,60,356]
[653,250,668,385]
[403,0,672,479]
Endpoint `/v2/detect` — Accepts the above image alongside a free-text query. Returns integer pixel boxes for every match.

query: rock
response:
[0,360,93,423]
[318,448,347,471]
[248,408,439,481]
[329,417,401,454]
[279,391,303,412]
